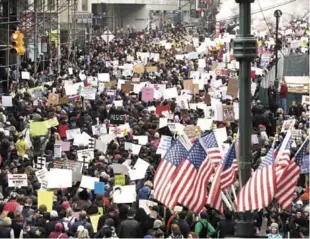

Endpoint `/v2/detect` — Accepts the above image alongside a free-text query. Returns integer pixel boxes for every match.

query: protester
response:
[0,18,308,239]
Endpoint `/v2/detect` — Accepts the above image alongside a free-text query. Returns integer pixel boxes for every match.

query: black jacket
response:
[118,218,142,238]
[217,220,235,238]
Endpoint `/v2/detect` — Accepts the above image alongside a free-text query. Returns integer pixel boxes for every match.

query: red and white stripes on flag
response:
[186,158,214,213]
[221,165,236,190]
[275,160,300,209]
[237,165,276,212]
[206,148,222,167]
[153,160,176,208]
[207,165,224,214]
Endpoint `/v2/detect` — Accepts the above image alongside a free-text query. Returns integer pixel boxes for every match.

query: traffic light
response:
[11,30,25,56]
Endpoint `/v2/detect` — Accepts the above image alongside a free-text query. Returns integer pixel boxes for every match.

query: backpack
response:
[195,221,208,238]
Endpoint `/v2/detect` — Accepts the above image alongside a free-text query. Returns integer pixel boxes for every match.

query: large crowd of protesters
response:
[0,16,309,239]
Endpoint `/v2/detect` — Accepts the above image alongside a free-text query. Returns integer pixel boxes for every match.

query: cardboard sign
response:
[114,174,125,186]
[48,93,59,105]
[121,81,132,93]
[141,87,154,102]
[227,79,239,98]
[145,66,157,73]
[156,105,171,116]
[8,174,28,187]
[223,105,235,122]
[109,111,125,125]
[184,80,194,91]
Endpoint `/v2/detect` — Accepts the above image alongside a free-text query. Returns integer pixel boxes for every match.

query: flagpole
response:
[294,136,309,157]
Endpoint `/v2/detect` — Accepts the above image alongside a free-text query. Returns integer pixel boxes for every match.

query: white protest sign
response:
[80,175,99,190]
[21,71,30,80]
[156,135,172,156]
[73,132,92,146]
[77,149,94,163]
[129,158,150,181]
[35,168,47,184]
[139,200,158,215]
[1,96,13,107]
[302,95,310,105]
[68,68,73,75]
[163,87,178,99]
[281,119,296,133]
[92,124,107,136]
[47,169,72,189]
[81,87,97,100]
[197,118,213,131]
[133,136,148,145]
[54,144,62,158]
[251,134,259,145]
[113,185,136,204]
[98,73,110,82]
[8,174,28,187]
[113,163,129,175]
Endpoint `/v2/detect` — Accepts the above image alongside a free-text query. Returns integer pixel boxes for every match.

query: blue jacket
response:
[138,186,151,199]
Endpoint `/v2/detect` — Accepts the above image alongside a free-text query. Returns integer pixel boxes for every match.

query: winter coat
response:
[138,186,152,200]
[118,218,142,238]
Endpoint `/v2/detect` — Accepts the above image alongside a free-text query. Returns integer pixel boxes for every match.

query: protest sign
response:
[129,158,150,181]
[48,93,59,105]
[90,215,101,233]
[133,135,148,145]
[35,168,47,184]
[46,117,59,128]
[47,169,72,188]
[226,79,238,98]
[113,164,129,175]
[301,155,309,174]
[80,175,99,190]
[54,144,62,158]
[8,174,28,187]
[80,87,96,100]
[223,105,235,122]
[109,111,125,125]
[113,185,136,203]
[98,73,110,82]
[141,87,154,102]
[1,96,13,107]
[38,191,53,212]
[281,119,296,133]
[184,125,201,139]
[21,71,30,79]
[92,124,107,136]
[197,119,213,131]
[66,128,81,140]
[77,149,94,163]
[133,64,145,74]
[145,66,157,72]
[121,81,132,93]
[55,141,71,151]
[156,135,172,155]
[30,121,48,136]
[51,160,83,182]
[114,175,126,186]
[156,105,171,116]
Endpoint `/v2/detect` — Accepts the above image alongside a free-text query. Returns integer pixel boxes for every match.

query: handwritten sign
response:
[114,175,125,186]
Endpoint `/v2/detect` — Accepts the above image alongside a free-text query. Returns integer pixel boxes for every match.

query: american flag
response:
[206,148,222,168]
[153,139,189,209]
[258,146,275,169]
[170,139,207,209]
[185,133,217,213]
[206,143,237,214]
[221,143,238,190]
[237,164,276,212]
[274,137,308,209]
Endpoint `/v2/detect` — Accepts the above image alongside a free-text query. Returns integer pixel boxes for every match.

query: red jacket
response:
[58,123,70,138]
[48,232,68,238]
[3,200,19,212]
[280,84,288,98]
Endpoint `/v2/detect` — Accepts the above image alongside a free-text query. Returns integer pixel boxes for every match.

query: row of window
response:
[21,0,89,12]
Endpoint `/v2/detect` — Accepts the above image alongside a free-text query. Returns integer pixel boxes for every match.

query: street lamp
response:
[233,0,257,237]
[274,9,282,91]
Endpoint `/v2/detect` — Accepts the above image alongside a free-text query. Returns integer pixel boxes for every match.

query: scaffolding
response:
[19,0,79,74]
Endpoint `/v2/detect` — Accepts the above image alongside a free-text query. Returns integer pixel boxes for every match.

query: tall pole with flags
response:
[233,0,257,237]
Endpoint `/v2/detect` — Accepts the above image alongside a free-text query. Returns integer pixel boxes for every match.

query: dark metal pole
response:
[233,0,257,237]
[274,10,282,90]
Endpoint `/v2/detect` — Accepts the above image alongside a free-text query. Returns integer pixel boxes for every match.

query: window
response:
[81,0,88,11]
